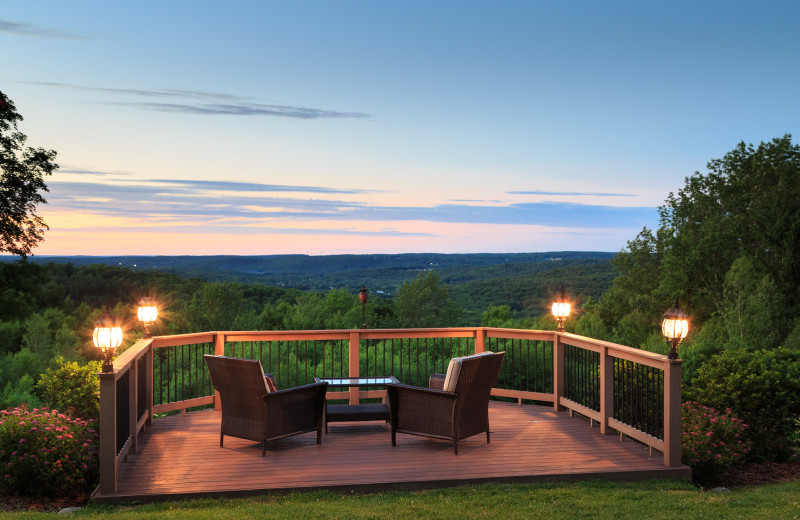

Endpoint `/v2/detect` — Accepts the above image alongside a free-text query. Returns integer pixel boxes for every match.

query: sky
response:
[1,1,798,256]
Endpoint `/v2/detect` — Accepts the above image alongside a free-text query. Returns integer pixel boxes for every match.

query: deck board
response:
[94,402,689,503]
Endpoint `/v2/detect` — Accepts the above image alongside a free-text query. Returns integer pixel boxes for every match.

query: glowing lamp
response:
[93,312,123,372]
[662,297,689,360]
[138,295,158,338]
[551,286,571,332]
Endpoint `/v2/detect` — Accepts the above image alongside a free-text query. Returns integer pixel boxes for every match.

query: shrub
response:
[686,347,800,461]
[0,406,99,496]
[35,358,101,422]
[0,374,42,410]
[681,401,751,486]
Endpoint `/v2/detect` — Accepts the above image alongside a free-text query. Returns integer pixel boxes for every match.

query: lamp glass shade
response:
[358,286,368,304]
[662,317,689,341]
[138,304,158,324]
[551,301,571,319]
[662,299,689,342]
[93,325,123,352]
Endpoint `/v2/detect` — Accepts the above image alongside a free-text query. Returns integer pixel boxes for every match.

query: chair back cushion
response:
[442,351,495,392]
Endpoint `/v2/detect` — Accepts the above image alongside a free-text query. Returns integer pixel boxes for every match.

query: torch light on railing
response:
[662,297,689,360]
[93,310,123,372]
[551,286,571,333]
[137,295,158,339]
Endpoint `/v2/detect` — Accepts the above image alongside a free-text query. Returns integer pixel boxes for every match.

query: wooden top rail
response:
[146,328,677,370]
[558,332,679,370]
[152,332,216,348]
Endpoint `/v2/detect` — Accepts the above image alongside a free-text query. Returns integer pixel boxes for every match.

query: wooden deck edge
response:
[89,466,692,505]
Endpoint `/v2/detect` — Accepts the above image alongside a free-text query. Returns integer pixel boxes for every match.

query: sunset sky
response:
[2,1,798,256]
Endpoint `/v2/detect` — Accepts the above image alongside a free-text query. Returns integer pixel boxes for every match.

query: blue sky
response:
[2,1,798,255]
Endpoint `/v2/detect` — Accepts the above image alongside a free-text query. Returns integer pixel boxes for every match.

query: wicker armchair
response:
[387,351,505,454]
[204,355,328,456]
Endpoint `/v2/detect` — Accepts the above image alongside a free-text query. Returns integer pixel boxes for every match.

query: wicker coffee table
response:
[314,376,399,432]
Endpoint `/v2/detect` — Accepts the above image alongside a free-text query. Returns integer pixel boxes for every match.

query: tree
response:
[586,135,800,350]
[0,90,58,257]
[393,271,459,327]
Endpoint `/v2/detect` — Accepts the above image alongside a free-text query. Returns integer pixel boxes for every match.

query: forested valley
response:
[0,252,616,408]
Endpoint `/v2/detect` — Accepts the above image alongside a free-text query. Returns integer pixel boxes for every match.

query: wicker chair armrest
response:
[387,383,457,401]
[263,381,328,404]
[429,373,446,390]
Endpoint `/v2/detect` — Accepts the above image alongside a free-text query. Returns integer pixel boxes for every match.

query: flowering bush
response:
[682,401,751,486]
[0,405,99,497]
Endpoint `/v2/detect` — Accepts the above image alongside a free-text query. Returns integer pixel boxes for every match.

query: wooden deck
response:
[93,402,690,504]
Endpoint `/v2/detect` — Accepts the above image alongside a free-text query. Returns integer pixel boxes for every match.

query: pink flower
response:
[18,439,25,444]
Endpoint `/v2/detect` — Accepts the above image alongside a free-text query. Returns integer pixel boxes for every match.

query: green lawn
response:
[6,479,800,519]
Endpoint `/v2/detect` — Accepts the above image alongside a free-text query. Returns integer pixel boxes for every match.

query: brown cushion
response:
[264,373,277,393]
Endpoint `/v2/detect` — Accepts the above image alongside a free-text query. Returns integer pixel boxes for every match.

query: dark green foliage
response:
[581,135,800,351]
[0,319,22,356]
[0,349,44,397]
[0,374,41,410]
[450,259,617,323]
[35,359,101,422]
[0,90,58,257]
[393,271,459,328]
[687,348,800,461]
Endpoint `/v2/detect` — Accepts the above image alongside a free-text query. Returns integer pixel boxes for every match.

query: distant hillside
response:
[3,252,617,320]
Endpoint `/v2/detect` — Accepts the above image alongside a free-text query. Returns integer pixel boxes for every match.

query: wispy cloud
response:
[0,20,85,40]
[140,178,378,195]
[46,178,658,230]
[20,81,370,120]
[59,167,136,177]
[111,102,369,119]
[508,190,637,197]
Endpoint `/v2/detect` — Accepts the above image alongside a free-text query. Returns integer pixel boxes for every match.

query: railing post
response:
[474,328,485,353]
[214,333,224,411]
[599,347,613,434]
[349,332,360,405]
[145,342,154,426]
[98,371,117,495]
[664,359,682,467]
[553,332,565,411]
[129,358,138,454]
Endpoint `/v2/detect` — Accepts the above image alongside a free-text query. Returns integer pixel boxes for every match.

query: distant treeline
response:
[3,251,613,294]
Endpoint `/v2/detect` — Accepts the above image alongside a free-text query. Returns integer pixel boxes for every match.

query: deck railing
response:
[96,327,681,495]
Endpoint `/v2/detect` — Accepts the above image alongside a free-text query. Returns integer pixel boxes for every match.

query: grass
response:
[5,479,800,519]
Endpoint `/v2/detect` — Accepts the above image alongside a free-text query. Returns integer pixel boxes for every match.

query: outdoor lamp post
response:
[662,297,689,360]
[137,295,158,338]
[93,311,123,372]
[359,285,368,329]
[551,286,571,333]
